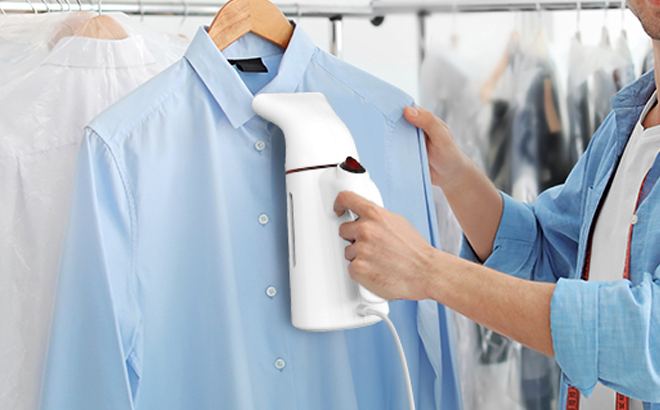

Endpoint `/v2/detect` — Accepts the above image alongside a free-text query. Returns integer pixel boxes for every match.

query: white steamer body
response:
[287,168,387,331]
[253,92,389,332]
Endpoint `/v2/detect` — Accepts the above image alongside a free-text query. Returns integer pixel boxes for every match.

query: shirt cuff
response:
[460,192,538,280]
[551,278,599,396]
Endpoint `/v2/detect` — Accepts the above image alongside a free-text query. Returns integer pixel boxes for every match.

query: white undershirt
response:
[582,91,660,410]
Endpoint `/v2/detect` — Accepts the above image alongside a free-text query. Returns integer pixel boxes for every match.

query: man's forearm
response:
[424,250,555,357]
[440,156,504,262]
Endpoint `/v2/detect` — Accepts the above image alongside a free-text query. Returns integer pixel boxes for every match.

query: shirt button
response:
[258,213,269,225]
[631,214,639,225]
[274,358,286,370]
[266,286,277,298]
[255,140,266,151]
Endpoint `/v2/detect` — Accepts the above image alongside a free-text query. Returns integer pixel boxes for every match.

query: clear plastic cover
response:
[420,45,488,173]
[566,29,635,165]
[0,13,188,410]
[429,30,563,410]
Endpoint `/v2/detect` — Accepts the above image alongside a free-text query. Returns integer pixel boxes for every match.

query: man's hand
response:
[333,190,437,301]
[333,191,555,357]
[404,105,503,262]
[403,106,470,190]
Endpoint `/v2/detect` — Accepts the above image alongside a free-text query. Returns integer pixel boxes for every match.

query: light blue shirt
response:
[463,70,660,409]
[41,26,461,410]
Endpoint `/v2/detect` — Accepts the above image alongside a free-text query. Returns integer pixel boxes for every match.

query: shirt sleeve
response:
[551,273,660,402]
[459,169,586,284]
[459,114,620,283]
[40,129,141,410]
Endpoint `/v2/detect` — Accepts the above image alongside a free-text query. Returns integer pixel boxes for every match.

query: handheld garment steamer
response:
[252,92,415,410]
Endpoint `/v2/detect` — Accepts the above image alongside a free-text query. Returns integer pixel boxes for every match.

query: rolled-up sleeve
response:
[552,273,660,402]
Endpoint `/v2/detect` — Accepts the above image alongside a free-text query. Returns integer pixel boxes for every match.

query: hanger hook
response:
[64,0,71,12]
[55,0,64,12]
[97,0,102,14]
[0,2,6,15]
[178,0,188,32]
[40,0,51,13]
[603,0,610,27]
[138,0,144,21]
[451,0,458,35]
[25,0,37,13]
[75,0,81,10]
[621,0,626,31]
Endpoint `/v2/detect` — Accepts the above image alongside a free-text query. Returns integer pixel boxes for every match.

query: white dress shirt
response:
[0,34,168,410]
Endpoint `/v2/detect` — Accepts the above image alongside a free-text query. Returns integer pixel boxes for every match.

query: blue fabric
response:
[461,69,660,409]
[40,27,461,410]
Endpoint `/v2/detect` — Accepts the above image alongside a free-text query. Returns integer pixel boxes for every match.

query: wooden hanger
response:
[207,0,294,51]
[74,14,128,40]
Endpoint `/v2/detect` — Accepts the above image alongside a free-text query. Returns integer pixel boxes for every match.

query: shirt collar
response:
[184,24,316,129]
[612,69,656,110]
[611,70,657,151]
[44,35,156,68]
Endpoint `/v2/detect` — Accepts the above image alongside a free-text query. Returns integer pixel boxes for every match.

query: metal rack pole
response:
[330,15,343,59]
[0,1,627,16]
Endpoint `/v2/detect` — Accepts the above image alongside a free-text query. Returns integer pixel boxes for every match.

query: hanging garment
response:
[40,26,461,410]
[420,47,487,172]
[592,29,636,132]
[479,32,566,410]
[506,50,568,202]
[485,38,568,201]
[0,17,186,410]
[487,99,515,194]
[420,47,488,410]
[0,13,70,89]
[642,44,653,75]
[566,36,593,167]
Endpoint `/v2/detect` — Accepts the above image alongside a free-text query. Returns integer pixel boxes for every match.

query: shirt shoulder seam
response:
[309,53,403,126]
[88,71,188,145]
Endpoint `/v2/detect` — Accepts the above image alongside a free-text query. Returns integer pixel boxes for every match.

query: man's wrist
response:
[437,152,476,195]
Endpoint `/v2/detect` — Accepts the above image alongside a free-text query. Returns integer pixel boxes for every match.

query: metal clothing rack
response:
[0,0,628,58]
[0,1,628,17]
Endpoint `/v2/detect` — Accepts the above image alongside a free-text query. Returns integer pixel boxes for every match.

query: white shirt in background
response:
[0,34,165,410]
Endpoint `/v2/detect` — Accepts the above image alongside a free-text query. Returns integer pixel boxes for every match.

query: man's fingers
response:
[338,219,358,243]
[344,243,357,261]
[334,190,373,218]
[403,106,450,140]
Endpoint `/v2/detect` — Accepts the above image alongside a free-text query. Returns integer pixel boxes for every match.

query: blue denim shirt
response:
[463,70,660,409]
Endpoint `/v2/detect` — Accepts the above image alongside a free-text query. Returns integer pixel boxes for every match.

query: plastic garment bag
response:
[642,42,654,75]
[565,28,634,165]
[476,30,564,410]
[485,31,568,203]
[420,47,487,410]
[0,13,88,90]
[419,46,488,172]
[566,35,593,167]
[0,14,187,410]
[592,28,635,134]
